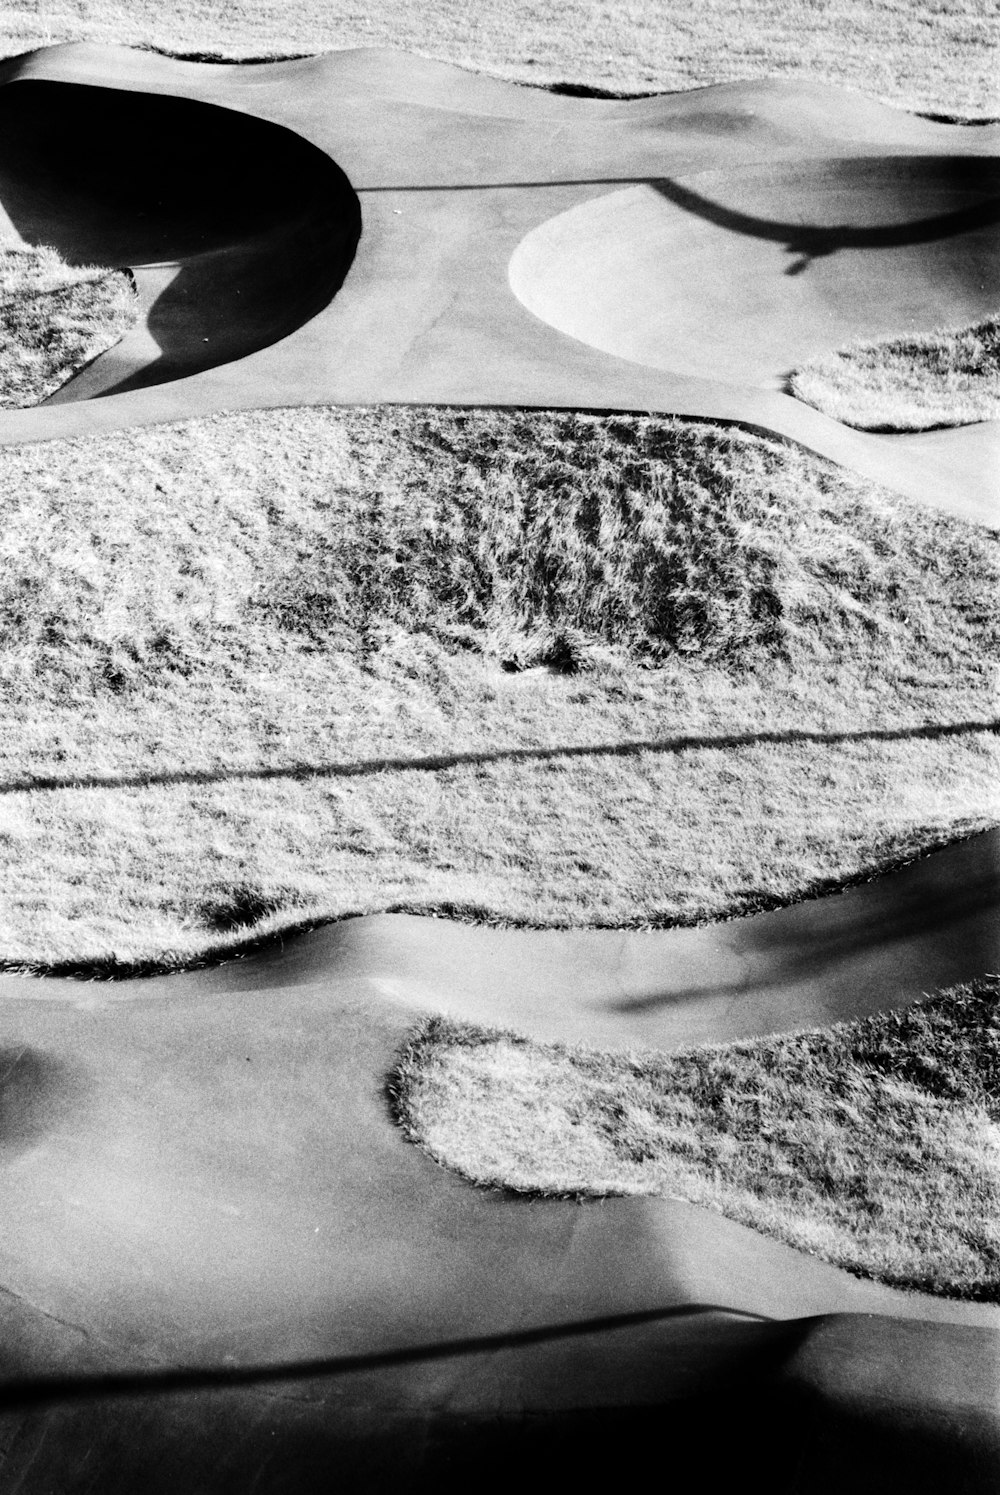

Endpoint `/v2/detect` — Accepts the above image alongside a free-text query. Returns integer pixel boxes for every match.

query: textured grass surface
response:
[390,975,1000,1300]
[0,243,137,408]
[0,1,996,115]
[0,406,996,972]
[790,315,1000,432]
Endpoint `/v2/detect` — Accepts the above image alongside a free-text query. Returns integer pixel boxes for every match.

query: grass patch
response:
[390,975,1000,1301]
[0,2,997,116]
[0,405,996,972]
[0,243,137,408]
[790,314,1000,432]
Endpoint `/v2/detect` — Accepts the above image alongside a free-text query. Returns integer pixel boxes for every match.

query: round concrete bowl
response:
[0,78,361,399]
[509,156,1000,393]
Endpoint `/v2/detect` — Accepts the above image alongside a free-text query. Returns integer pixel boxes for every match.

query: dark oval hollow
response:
[0,78,361,398]
[0,1046,83,1159]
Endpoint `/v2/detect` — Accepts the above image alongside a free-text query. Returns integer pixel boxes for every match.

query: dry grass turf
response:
[0,1,997,117]
[790,314,1000,432]
[0,405,996,973]
[0,243,137,408]
[390,975,1000,1301]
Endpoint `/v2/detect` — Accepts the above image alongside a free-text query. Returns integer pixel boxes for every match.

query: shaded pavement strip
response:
[6,718,997,796]
[0,1303,776,1408]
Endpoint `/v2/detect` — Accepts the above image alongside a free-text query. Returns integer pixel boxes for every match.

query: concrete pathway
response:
[0,44,993,523]
[0,832,998,1491]
[0,43,997,1491]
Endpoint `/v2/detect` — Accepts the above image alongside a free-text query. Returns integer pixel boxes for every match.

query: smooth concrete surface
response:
[1,42,998,1491]
[0,44,993,523]
[302,826,1000,1051]
[0,833,999,1490]
[508,157,1000,389]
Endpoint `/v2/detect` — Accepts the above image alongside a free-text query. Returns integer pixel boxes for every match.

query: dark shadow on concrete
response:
[0,1302,771,1409]
[7,718,997,797]
[360,175,664,191]
[417,1388,1000,1495]
[0,79,360,396]
[652,163,1000,273]
[611,863,999,1012]
[0,1373,988,1495]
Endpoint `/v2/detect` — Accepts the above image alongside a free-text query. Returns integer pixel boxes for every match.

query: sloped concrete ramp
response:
[0,44,993,523]
[0,41,998,1492]
[0,832,998,1491]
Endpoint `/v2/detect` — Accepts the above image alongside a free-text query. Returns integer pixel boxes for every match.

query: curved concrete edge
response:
[10,827,991,1054]
[0,973,998,1492]
[343,824,1000,1051]
[0,45,996,1488]
[0,839,997,1486]
[2,982,998,1331]
[507,160,1000,388]
[11,41,1000,137]
[3,941,998,1348]
[0,44,991,524]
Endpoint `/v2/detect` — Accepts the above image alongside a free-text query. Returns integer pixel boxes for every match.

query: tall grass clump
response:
[5,406,996,700]
[789,315,1000,431]
[0,242,137,408]
[252,408,1000,675]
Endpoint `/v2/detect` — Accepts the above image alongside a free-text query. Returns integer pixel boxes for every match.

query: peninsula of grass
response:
[390,974,1000,1301]
[0,243,137,408]
[789,314,1000,432]
[0,405,996,973]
